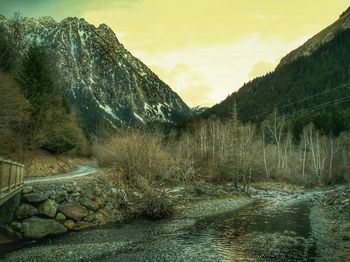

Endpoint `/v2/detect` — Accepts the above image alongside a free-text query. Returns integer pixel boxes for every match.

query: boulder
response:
[22,218,67,239]
[38,199,58,218]
[15,203,37,220]
[56,212,66,222]
[54,190,68,204]
[59,202,89,221]
[22,186,33,194]
[63,220,75,230]
[83,211,95,222]
[10,221,22,232]
[80,198,99,211]
[23,191,52,203]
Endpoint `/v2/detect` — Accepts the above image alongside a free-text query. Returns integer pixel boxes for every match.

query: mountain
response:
[191,106,210,115]
[279,7,350,67]
[0,16,190,132]
[201,7,350,136]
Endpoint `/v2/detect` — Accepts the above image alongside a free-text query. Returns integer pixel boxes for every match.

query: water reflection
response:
[96,200,316,261]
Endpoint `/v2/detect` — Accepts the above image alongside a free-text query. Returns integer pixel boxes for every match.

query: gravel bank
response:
[179,197,254,219]
[3,241,131,262]
[310,186,350,261]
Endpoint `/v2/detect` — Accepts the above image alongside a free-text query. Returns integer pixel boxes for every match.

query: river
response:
[1,193,319,262]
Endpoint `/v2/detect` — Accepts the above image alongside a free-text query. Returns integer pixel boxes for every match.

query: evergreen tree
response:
[19,44,87,153]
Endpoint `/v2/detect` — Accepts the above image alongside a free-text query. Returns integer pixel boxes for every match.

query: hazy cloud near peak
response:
[149,63,216,107]
[179,84,215,108]
[248,60,277,80]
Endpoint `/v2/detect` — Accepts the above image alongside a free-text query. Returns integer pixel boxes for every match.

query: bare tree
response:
[238,124,255,191]
[304,124,326,184]
[265,110,285,169]
[261,127,270,181]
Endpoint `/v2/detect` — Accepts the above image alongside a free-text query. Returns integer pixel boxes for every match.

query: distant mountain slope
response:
[279,7,350,67]
[0,16,190,131]
[201,8,350,135]
[191,106,209,115]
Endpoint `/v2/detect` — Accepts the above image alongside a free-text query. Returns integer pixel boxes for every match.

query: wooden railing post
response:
[8,162,12,191]
[0,160,3,193]
[15,164,19,187]
[2,162,7,192]
[13,163,16,189]
[5,162,9,191]
[20,166,24,185]
[22,165,24,185]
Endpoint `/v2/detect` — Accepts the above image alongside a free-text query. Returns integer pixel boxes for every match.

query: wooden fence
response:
[0,158,24,206]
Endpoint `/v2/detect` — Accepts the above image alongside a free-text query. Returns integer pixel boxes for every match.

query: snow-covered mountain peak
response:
[0,15,190,131]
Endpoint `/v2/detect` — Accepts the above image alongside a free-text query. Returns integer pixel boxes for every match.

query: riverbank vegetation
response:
[94,111,350,193]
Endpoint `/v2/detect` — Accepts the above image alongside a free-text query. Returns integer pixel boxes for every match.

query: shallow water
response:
[1,198,317,261]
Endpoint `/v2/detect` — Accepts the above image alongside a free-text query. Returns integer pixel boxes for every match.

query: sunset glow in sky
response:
[1,0,349,107]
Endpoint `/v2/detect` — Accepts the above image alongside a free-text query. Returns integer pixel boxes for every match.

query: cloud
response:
[148,64,215,107]
[134,34,310,105]
[179,84,215,108]
[248,60,277,80]
[83,0,349,52]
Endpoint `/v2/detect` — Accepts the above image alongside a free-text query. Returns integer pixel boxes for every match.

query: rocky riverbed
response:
[1,183,349,261]
[0,195,255,261]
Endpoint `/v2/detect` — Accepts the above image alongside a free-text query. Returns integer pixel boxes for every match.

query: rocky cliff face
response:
[0,16,190,131]
[278,7,350,67]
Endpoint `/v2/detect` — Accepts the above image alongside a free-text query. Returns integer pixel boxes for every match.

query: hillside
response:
[279,6,350,67]
[0,16,190,132]
[201,10,350,136]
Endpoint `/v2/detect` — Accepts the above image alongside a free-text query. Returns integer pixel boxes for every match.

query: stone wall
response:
[0,177,127,242]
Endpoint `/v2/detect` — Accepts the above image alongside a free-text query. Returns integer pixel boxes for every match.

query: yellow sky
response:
[82,0,349,107]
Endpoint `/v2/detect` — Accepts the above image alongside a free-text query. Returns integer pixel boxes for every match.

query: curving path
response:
[24,161,99,184]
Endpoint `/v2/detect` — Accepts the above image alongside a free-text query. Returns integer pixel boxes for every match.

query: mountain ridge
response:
[0,15,190,132]
[278,6,350,67]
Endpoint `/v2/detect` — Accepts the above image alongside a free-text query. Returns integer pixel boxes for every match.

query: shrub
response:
[137,190,175,220]
[93,129,176,184]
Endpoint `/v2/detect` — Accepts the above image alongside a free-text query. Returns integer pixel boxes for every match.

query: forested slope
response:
[202,29,350,136]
